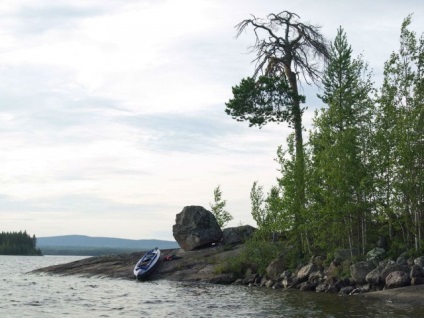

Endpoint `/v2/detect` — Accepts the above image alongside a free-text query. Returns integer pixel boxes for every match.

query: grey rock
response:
[272,281,283,289]
[414,256,424,268]
[282,276,294,288]
[259,276,268,287]
[366,247,385,262]
[299,281,316,291]
[280,270,292,279]
[172,206,223,251]
[297,263,318,283]
[315,283,329,293]
[396,256,408,265]
[351,261,376,284]
[266,255,287,280]
[325,260,341,278]
[381,263,410,281]
[265,279,275,288]
[325,285,339,293]
[222,225,256,245]
[385,271,411,289]
[339,286,354,295]
[411,277,424,285]
[308,270,324,285]
[410,264,424,278]
[366,266,383,286]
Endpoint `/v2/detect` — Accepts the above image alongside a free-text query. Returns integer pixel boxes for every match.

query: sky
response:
[1,0,423,241]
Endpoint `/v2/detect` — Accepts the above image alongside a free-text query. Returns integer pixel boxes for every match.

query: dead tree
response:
[235,11,330,254]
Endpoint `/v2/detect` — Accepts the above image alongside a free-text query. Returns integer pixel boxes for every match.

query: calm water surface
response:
[0,255,420,317]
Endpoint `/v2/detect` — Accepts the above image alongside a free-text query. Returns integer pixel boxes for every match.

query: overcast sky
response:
[1,0,422,240]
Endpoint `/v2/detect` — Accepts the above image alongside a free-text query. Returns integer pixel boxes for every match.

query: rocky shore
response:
[32,244,242,284]
[32,244,424,306]
[32,206,424,306]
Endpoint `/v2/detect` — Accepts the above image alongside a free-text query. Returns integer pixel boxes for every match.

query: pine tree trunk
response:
[285,66,306,255]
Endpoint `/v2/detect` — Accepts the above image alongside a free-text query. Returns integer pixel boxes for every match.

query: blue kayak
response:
[133,248,161,279]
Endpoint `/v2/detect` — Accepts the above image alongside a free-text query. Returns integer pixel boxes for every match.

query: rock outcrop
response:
[222,225,256,245]
[172,206,223,251]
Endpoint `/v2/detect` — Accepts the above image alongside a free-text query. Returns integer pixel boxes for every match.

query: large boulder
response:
[366,265,384,286]
[297,263,318,283]
[385,271,411,289]
[381,262,410,281]
[366,247,385,263]
[222,225,256,245]
[325,259,342,278]
[172,206,223,251]
[266,255,287,280]
[350,261,375,284]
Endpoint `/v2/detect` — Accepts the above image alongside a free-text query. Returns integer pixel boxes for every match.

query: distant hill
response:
[37,235,179,256]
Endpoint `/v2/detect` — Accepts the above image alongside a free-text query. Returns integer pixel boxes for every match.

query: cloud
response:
[1,0,423,239]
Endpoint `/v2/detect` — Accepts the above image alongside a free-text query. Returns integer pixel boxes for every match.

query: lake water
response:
[0,255,421,317]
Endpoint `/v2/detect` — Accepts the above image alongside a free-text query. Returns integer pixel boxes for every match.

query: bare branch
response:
[235,11,330,85]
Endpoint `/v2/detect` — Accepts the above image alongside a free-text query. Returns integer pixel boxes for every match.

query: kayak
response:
[133,247,161,279]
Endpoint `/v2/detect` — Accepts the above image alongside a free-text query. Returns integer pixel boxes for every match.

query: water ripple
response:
[0,255,422,318]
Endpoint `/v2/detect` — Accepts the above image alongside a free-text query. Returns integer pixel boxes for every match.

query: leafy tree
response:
[226,11,330,254]
[250,181,266,229]
[210,185,233,228]
[308,27,375,254]
[250,180,285,240]
[374,15,424,250]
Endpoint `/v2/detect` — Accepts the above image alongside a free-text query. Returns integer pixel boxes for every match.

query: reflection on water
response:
[0,255,420,317]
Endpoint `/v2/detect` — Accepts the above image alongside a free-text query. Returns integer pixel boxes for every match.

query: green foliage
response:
[373,14,424,251]
[210,185,233,228]
[250,181,266,229]
[304,27,375,254]
[225,76,295,128]
[250,180,288,240]
[214,236,285,277]
[0,231,42,255]
[228,12,329,256]
[232,16,423,268]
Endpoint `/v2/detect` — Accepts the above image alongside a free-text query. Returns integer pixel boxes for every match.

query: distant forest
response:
[0,231,42,255]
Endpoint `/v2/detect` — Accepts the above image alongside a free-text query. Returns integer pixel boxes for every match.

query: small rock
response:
[265,279,275,288]
[414,256,424,268]
[272,282,283,289]
[410,264,424,279]
[299,281,316,291]
[411,277,424,285]
[339,286,354,295]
